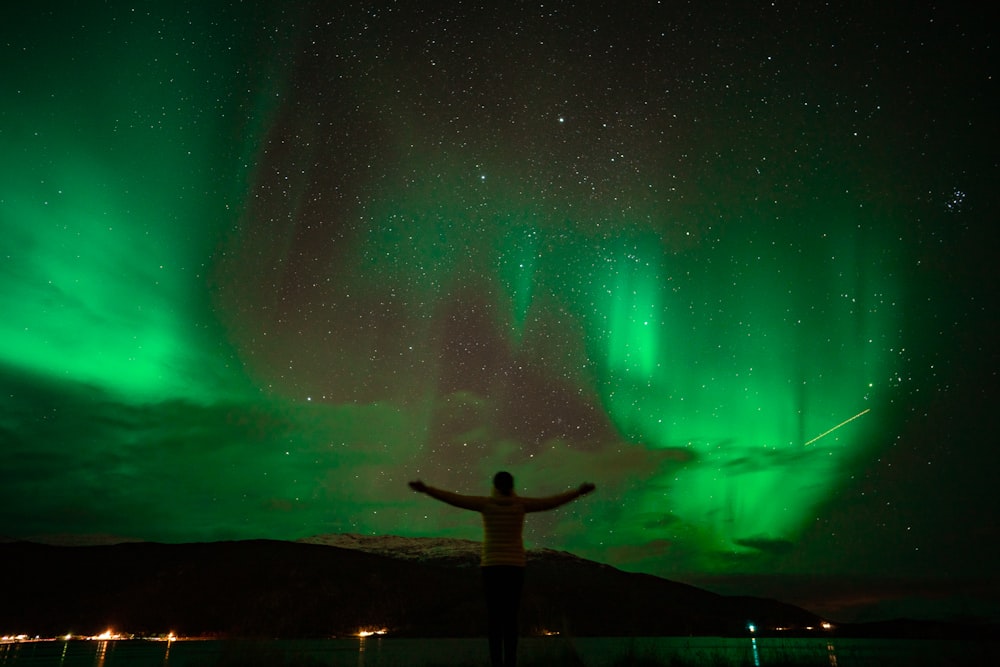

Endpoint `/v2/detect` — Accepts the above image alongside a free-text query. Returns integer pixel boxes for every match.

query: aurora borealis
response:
[2,1,996,623]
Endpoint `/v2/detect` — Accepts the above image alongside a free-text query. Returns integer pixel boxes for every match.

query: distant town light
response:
[87,630,128,641]
[356,628,388,638]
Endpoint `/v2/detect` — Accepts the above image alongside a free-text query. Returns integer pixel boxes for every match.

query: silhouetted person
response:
[409,472,595,667]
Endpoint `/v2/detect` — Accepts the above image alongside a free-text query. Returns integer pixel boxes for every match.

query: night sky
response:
[1,1,996,624]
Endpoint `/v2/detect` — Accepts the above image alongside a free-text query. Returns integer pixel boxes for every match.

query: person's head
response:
[493,471,514,495]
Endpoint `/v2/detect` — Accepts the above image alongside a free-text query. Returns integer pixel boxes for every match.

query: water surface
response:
[1,636,994,666]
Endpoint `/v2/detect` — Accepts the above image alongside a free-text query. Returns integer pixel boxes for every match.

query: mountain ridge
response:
[2,536,985,639]
[297,532,590,567]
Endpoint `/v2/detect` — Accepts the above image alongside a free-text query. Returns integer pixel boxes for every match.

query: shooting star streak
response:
[803,408,871,446]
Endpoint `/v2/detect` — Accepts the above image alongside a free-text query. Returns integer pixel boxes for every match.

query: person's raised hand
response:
[579,482,596,495]
[409,480,428,493]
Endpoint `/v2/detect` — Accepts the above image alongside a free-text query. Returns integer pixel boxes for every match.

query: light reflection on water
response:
[0,636,995,666]
[356,636,372,667]
[93,640,107,667]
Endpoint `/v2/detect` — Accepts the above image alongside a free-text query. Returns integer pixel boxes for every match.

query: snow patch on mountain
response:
[299,533,481,564]
[298,533,584,566]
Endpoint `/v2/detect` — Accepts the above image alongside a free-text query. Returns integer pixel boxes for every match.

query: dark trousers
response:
[481,565,525,667]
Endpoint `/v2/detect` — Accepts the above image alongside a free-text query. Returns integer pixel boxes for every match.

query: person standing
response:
[409,472,595,667]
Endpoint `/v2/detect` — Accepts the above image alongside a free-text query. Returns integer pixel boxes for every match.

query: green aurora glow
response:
[2,1,996,622]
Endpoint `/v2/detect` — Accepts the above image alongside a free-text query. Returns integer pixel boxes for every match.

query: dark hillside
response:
[0,538,833,639]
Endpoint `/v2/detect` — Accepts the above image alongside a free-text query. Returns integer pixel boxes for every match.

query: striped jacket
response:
[422,486,584,567]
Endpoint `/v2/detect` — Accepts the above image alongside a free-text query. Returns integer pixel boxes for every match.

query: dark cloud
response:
[0,366,426,541]
[733,537,796,555]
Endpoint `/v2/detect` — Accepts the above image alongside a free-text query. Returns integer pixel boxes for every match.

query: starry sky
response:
[1,1,996,624]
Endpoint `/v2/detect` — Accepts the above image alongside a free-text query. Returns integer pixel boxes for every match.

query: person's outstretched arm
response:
[523,482,596,513]
[409,480,489,511]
